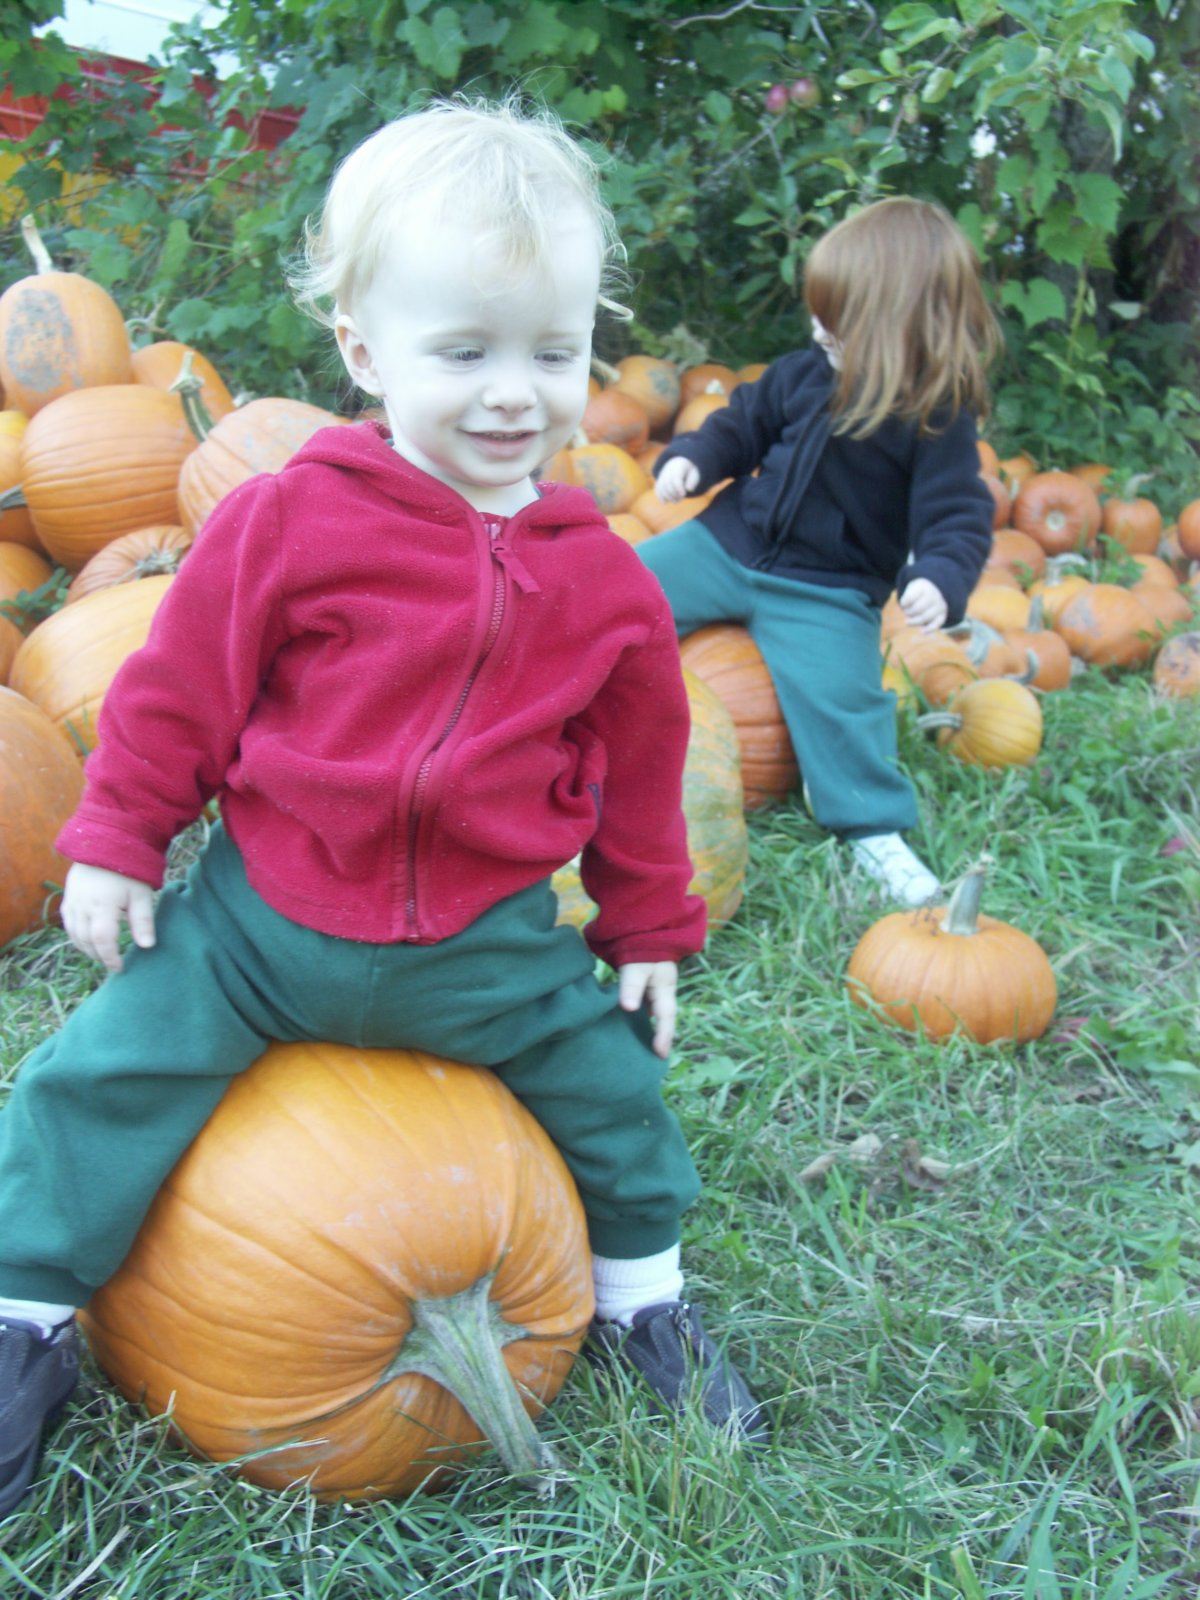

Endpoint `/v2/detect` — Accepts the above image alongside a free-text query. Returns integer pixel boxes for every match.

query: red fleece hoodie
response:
[56,423,706,966]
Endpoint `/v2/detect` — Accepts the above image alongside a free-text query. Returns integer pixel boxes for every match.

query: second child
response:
[647,198,999,906]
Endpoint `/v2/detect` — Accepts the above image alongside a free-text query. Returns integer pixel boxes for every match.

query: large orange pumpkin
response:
[553,670,748,930]
[82,1041,591,1499]
[679,624,797,809]
[846,858,1056,1044]
[9,574,173,752]
[178,397,347,536]
[20,386,195,570]
[1013,472,1102,555]
[0,217,134,416]
[0,686,84,945]
[1129,581,1194,637]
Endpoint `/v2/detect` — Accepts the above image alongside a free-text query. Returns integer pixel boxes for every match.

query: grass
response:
[2,668,1199,1598]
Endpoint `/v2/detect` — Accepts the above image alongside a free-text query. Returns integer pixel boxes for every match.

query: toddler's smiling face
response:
[336,197,601,515]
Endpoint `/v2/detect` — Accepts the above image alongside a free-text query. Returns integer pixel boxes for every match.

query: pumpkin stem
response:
[589,355,621,386]
[20,214,53,275]
[917,708,964,734]
[948,617,1003,670]
[388,1275,561,1491]
[945,856,992,935]
[1027,594,1046,630]
[0,486,27,513]
[169,350,215,441]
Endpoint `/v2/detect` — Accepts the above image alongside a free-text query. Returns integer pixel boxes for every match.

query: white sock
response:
[592,1244,684,1325]
[0,1295,76,1338]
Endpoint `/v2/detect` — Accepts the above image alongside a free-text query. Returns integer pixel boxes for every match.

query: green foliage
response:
[0,0,1196,482]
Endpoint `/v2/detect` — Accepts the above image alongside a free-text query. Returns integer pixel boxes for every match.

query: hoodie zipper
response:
[403,514,511,935]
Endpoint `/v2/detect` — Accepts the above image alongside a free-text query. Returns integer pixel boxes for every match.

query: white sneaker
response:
[850,833,941,907]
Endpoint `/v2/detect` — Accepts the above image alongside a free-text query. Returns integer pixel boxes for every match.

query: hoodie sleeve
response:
[573,592,707,968]
[904,408,994,626]
[55,475,286,885]
[653,354,806,492]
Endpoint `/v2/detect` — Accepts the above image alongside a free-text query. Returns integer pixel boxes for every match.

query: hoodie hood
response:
[286,420,605,531]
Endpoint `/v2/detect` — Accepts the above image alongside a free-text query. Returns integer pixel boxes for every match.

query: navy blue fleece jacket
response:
[654,347,993,625]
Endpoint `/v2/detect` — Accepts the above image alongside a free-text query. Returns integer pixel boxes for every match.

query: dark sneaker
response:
[0,1318,79,1518]
[587,1300,770,1445]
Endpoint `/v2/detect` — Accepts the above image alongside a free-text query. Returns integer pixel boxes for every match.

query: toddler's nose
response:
[481,364,537,414]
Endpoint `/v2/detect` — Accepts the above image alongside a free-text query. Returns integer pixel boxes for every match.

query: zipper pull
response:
[482,516,540,594]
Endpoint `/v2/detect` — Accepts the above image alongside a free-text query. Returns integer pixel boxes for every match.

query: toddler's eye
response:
[538,350,578,368]
[442,348,483,365]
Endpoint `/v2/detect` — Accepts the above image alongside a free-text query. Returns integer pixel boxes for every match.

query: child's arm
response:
[55,476,287,889]
[904,408,994,627]
[573,592,707,978]
[653,352,806,496]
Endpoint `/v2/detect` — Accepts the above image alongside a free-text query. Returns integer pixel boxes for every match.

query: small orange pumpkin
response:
[553,444,650,516]
[679,363,738,405]
[605,512,651,545]
[846,857,1056,1044]
[581,389,651,455]
[0,614,22,682]
[883,626,977,706]
[1054,583,1156,669]
[1129,581,1194,636]
[987,527,1047,585]
[1177,500,1200,561]
[919,678,1043,767]
[0,541,54,626]
[966,584,1031,634]
[611,356,681,432]
[1013,472,1102,555]
[630,482,725,535]
[981,473,1011,530]
[1100,496,1162,556]
[673,392,729,435]
[1153,632,1200,698]
[0,411,41,551]
[65,524,193,604]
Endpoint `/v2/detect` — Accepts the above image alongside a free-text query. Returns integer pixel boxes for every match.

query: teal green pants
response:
[0,825,700,1306]
[640,520,918,835]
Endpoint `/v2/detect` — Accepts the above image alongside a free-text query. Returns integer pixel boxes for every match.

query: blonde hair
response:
[804,197,1000,437]
[289,95,629,326]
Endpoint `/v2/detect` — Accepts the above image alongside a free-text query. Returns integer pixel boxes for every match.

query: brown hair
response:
[804,197,1000,438]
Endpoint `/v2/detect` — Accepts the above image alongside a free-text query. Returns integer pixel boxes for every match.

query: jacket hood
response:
[286,420,605,530]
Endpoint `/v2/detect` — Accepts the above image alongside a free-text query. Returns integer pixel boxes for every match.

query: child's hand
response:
[655,457,700,504]
[618,961,678,1058]
[899,577,949,633]
[62,863,157,973]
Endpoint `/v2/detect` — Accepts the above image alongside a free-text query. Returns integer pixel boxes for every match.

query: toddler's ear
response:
[334,313,383,396]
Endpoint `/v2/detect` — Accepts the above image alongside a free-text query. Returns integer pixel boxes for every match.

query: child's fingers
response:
[618,966,649,1011]
[650,990,676,1057]
[127,887,158,950]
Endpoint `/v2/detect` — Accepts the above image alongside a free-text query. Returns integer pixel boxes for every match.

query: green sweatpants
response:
[0,824,700,1306]
[640,520,918,836]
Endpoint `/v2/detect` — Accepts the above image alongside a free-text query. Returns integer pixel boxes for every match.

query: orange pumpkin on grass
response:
[1027,565,1091,626]
[581,389,650,455]
[82,1041,591,1500]
[0,686,84,945]
[883,626,977,706]
[966,584,1030,634]
[1054,583,1156,669]
[918,678,1043,767]
[987,527,1046,584]
[1129,580,1194,636]
[846,857,1056,1044]
[1153,632,1200,698]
